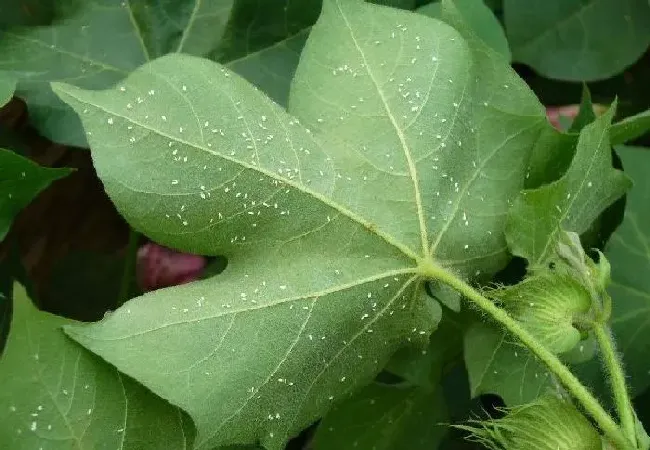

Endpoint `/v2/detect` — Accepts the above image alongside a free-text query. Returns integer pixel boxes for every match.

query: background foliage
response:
[1,0,650,449]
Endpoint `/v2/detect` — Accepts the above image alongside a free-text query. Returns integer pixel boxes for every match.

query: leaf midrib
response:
[335,0,429,255]
[67,268,417,341]
[176,0,203,53]
[125,0,151,61]
[1,32,129,75]
[53,82,422,263]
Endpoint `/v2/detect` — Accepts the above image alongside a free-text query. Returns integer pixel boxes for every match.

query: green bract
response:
[459,394,603,450]
[491,272,592,354]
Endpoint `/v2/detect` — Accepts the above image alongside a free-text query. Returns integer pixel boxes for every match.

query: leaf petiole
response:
[594,324,639,447]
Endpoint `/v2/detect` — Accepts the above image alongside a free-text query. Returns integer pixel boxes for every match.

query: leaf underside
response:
[50,0,562,448]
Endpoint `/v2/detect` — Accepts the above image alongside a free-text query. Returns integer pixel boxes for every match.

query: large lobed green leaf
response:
[0,149,72,241]
[504,0,650,81]
[0,283,192,449]
[50,0,557,447]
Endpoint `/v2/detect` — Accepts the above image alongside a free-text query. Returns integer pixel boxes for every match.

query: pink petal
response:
[136,242,207,292]
[545,104,607,131]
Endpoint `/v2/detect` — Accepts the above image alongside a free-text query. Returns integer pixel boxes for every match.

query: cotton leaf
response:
[51,0,555,448]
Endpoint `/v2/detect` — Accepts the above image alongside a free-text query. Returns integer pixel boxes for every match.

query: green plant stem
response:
[419,261,635,450]
[594,324,638,447]
[117,228,140,308]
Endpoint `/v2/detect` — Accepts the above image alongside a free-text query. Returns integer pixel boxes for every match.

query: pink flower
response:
[136,242,207,292]
[545,104,607,131]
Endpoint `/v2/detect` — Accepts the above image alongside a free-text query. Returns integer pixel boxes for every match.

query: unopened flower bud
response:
[493,272,592,354]
[459,394,602,449]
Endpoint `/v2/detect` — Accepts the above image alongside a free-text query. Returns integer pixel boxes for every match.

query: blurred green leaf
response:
[312,382,448,450]
[505,0,650,81]
[0,0,235,146]
[371,0,417,8]
[0,72,16,106]
[601,146,650,396]
[464,321,553,405]
[227,30,310,107]
[0,0,59,26]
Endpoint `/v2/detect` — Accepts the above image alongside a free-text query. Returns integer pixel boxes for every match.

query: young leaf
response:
[0,283,193,449]
[0,0,235,146]
[51,0,555,447]
[567,85,596,133]
[504,0,650,81]
[464,321,553,405]
[610,109,650,145]
[602,146,650,395]
[0,149,72,241]
[506,105,632,267]
[311,383,448,449]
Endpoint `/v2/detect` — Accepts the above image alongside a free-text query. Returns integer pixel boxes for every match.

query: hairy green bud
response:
[458,395,602,450]
[492,272,592,354]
